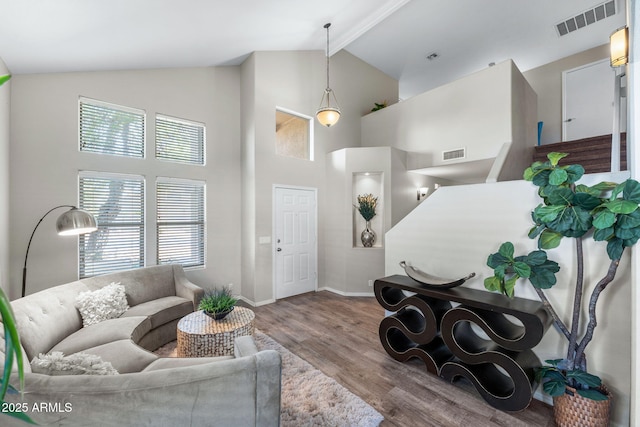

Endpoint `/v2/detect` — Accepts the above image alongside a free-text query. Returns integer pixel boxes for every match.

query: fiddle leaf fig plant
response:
[485,152,640,401]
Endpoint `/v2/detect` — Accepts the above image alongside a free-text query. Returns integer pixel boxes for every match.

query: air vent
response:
[556,1,616,37]
[442,148,465,161]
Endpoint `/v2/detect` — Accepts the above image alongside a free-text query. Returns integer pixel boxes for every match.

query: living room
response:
[1,1,639,426]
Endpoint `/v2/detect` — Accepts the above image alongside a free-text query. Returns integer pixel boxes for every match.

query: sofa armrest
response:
[234,335,259,358]
[5,350,282,427]
[172,264,204,310]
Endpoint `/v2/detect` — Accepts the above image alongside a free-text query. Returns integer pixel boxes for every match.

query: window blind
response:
[79,172,145,278]
[155,115,205,164]
[79,97,145,158]
[156,178,206,268]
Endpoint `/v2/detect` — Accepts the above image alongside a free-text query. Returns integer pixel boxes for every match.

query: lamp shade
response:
[56,208,98,236]
[610,27,628,67]
[316,107,341,127]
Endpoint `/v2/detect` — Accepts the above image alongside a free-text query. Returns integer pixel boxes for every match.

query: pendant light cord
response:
[324,23,331,92]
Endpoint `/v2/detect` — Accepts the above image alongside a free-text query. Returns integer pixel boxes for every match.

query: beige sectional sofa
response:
[1,264,281,426]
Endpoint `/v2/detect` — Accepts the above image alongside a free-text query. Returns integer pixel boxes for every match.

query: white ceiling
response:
[0,0,626,100]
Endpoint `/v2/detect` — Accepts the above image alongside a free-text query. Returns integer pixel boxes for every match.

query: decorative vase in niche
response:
[361,221,376,247]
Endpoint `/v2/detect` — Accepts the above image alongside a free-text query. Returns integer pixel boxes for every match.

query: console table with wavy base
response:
[374,274,552,412]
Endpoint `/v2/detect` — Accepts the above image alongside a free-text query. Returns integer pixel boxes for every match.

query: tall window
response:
[156,114,205,164]
[79,97,145,158]
[79,172,145,278]
[156,178,205,268]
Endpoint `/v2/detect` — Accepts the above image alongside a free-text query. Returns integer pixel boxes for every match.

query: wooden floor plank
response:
[248,291,555,427]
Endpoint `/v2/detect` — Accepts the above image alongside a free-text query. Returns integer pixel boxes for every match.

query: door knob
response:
[277,248,282,252]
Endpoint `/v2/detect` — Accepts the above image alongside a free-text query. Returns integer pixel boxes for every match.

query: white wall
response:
[240,50,398,305]
[0,58,10,295]
[524,44,609,146]
[9,67,242,299]
[362,60,514,162]
[385,174,632,426]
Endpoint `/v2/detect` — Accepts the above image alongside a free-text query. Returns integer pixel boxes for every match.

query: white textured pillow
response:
[75,282,129,327]
[31,351,119,376]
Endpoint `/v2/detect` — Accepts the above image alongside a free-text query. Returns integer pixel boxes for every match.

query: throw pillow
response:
[75,282,129,327]
[31,351,119,376]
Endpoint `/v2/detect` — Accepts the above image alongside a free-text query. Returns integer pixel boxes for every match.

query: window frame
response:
[155,113,206,165]
[156,177,206,269]
[78,171,146,278]
[275,107,314,161]
[78,96,146,158]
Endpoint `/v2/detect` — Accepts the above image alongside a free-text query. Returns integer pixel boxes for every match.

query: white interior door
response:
[274,186,317,299]
[563,59,616,141]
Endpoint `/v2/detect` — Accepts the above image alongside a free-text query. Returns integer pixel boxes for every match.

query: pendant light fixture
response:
[316,23,340,127]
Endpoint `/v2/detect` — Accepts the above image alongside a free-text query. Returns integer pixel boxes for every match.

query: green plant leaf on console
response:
[498,242,514,259]
[538,229,562,249]
[567,370,601,388]
[0,75,10,86]
[513,262,531,278]
[549,168,568,185]
[604,199,638,214]
[623,179,640,203]
[593,211,616,229]
[483,276,502,293]
[547,152,569,166]
[543,379,567,397]
[504,276,517,297]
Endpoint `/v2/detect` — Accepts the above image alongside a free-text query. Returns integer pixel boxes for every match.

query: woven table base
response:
[177,307,255,357]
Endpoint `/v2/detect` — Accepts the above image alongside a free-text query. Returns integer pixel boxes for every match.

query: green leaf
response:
[484,276,502,293]
[487,252,509,269]
[567,370,602,388]
[549,168,568,185]
[529,264,559,289]
[513,262,531,278]
[528,224,545,239]
[593,226,614,241]
[564,164,585,184]
[498,242,514,259]
[590,181,618,193]
[623,179,640,203]
[576,389,609,401]
[610,182,626,201]
[0,75,10,86]
[607,238,624,260]
[504,275,518,298]
[523,167,535,181]
[547,152,569,166]
[539,229,562,249]
[618,210,640,229]
[615,226,640,240]
[547,187,574,205]
[543,380,567,397]
[604,199,639,214]
[534,205,563,222]
[525,250,547,266]
[544,359,564,367]
[593,210,616,229]
[532,170,551,187]
[573,192,602,210]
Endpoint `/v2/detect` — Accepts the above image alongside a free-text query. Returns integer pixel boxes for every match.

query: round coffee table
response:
[176,307,255,357]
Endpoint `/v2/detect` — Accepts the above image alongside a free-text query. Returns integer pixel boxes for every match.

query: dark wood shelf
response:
[374,274,553,412]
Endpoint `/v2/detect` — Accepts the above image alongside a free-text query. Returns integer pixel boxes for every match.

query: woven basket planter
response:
[553,386,611,427]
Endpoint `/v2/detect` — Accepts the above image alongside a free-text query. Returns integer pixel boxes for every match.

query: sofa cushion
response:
[75,282,129,327]
[51,316,151,356]
[81,265,177,306]
[11,281,91,360]
[82,339,158,373]
[31,351,119,376]
[121,296,193,329]
[142,355,233,372]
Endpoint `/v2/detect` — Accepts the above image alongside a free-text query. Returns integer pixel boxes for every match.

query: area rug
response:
[154,331,384,427]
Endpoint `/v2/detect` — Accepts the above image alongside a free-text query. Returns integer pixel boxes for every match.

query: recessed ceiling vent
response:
[442,148,465,161]
[556,1,616,37]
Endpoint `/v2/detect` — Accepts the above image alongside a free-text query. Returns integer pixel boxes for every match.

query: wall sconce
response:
[610,26,628,67]
[417,187,429,201]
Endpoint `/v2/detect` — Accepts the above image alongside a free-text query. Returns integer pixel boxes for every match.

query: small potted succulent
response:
[198,286,237,320]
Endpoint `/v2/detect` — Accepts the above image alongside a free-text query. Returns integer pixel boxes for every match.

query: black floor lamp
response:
[22,205,98,298]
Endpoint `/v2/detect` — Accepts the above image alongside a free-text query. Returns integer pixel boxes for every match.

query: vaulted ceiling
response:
[0,0,626,99]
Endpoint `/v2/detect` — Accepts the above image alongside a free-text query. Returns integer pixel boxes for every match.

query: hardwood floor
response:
[248,291,555,427]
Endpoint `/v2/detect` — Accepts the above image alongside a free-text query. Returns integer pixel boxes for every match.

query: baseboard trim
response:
[317,287,376,298]
[237,296,276,307]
